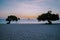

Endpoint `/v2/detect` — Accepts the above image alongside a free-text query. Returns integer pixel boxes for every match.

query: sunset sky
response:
[0,0,60,18]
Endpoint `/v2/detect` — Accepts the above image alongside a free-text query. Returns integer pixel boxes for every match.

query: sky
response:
[0,0,60,18]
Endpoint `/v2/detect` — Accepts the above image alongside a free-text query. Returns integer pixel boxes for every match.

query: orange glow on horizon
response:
[16,14,38,19]
[18,15,37,18]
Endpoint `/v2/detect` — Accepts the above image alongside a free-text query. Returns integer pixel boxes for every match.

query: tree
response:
[37,10,59,24]
[6,15,20,24]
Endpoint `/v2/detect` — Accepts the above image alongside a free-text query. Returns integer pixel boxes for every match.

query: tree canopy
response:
[6,15,20,24]
[37,10,59,24]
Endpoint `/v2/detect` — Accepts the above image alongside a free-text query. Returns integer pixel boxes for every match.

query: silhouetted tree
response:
[37,10,59,24]
[6,15,20,24]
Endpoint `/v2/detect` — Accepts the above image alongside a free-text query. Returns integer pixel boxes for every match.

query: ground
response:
[0,24,60,40]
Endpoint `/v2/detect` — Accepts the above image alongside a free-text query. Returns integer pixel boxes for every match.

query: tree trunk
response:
[47,20,52,24]
[7,21,10,24]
